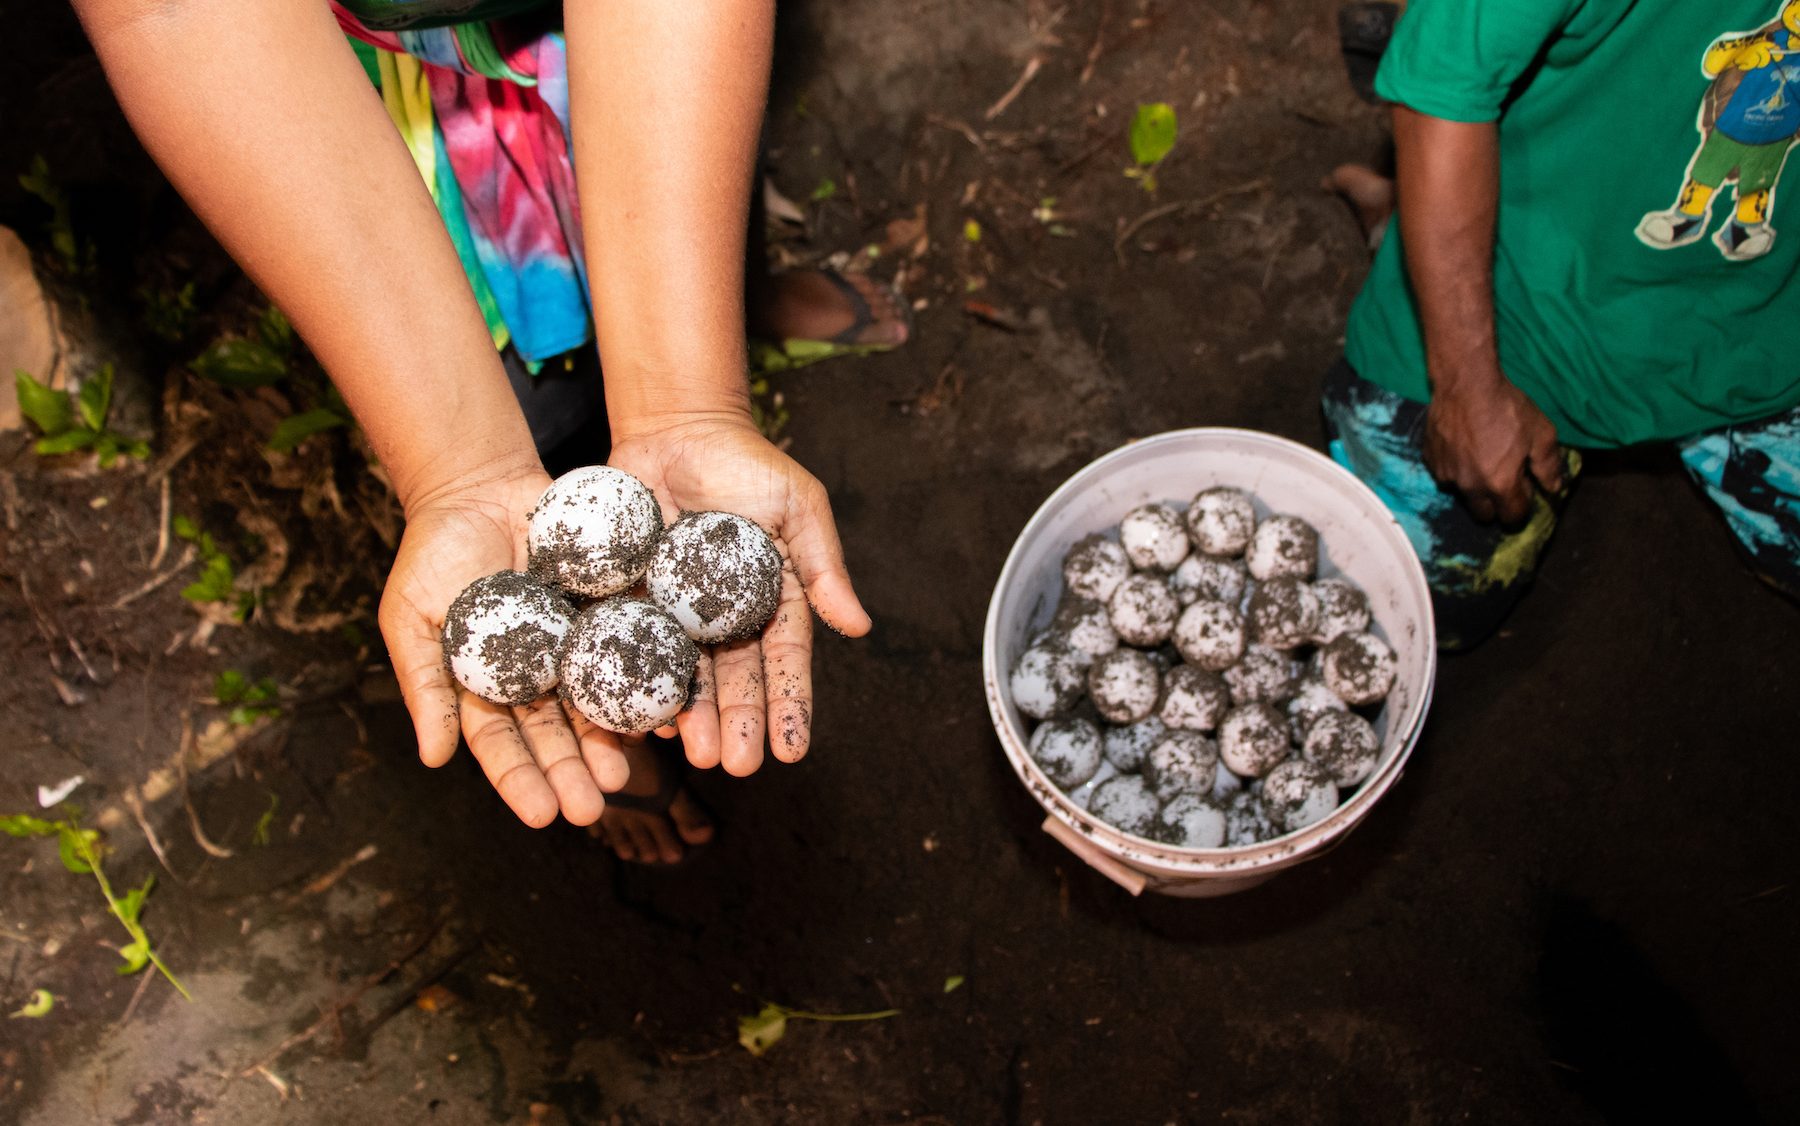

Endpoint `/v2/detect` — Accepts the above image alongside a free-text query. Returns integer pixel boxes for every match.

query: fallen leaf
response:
[10,990,54,1018]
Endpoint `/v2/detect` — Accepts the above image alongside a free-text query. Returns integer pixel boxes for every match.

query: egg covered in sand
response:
[441,570,575,706]
[646,510,783,644]
[558,599,699,734]
[527,466,664,597]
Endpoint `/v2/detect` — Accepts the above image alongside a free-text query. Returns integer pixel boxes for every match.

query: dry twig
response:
[177,712,234,860]
[107,545,198,612]
[985,55,1044,121]
[1113,178,1271,266]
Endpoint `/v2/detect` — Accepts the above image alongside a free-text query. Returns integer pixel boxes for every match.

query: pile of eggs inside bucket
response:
[1010,487,1397,848]
[439,467,783,733]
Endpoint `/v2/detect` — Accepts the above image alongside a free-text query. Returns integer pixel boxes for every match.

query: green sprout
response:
[213,670,282,726]
[18,156,95,278]
[1126,102,1178,193]
[0,813,191,1001]
[173,515,254,621]
[737,999,899,1057]
[14,366,150,467]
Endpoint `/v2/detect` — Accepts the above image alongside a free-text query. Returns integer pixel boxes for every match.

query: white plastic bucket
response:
[983,428,1437,897]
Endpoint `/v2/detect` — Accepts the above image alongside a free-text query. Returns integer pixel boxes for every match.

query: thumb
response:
[379,589,462,767]
[782,480,872,637]
[1528,426,1566,497]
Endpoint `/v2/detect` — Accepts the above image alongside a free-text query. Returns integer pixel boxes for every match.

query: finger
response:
[1528,432,1566,496]
[567,710,632,793]
[1495,466,1534,526]
[711,635,767,777]
[1464,487,1498,525]
[460,695,559,827]
[783,481,872,637]
[378,591,461,768]
[675,651,722,770]
[515,696,603,826]
[761,568,814,764]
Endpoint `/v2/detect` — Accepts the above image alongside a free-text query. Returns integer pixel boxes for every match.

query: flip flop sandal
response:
[596,757,713,867]
[749,269,912,375]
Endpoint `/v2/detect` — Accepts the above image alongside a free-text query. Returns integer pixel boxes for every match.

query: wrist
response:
[395,442,546,521]
[608,402,757,447]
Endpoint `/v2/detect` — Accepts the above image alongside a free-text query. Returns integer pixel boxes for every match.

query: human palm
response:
[608,417,871,776]
[378,468,630,828]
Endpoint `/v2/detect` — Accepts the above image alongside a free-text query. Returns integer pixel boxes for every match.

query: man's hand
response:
[608,414,871,777]
[1423,364,1564,525]
[378,467,631,828]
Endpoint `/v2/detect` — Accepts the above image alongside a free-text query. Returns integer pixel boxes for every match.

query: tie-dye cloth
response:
[334,4,589,366]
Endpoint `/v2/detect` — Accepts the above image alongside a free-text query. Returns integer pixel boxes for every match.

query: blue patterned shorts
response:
[1321,359,1800,649]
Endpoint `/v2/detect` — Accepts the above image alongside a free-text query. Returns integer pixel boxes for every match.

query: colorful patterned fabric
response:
[336,4,589,365]
[1322,358,1799,650]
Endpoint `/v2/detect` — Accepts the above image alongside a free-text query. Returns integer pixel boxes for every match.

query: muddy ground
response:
[2,1,1797,1123]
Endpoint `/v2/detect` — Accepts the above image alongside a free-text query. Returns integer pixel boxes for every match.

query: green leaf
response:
[75,365,113,432]
[126,440,151,460]
[181,554,236,604]
[255,305,294,352]
[116,875,153,927]
[190,338,288,388]
[252,793,280,846]
[1128,102,1178,168]
[213,669,249,704]
[34,429,97,456]
[15,371,71,436]
[267,408,348,453]
[0,814,59,838]
[95,435,120,468]
[172,514,200,542]
[738,1003,788,1057]
[116,939,150,976]
[810,178,837,202]
[56,826,98,874]
[248,677,279,704]
[943,975,965,993]
[10,989,54,1019]
[963,218,982,243]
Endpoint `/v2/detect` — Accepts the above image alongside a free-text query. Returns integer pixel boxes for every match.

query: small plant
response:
[174,515,254,621]
[737,998,899,1057]
[0,813,191,1000]
[9,989,55,1019]
[748,376,790,443]
[251,793,280,847]
[810,178,838,203]
[213,670,282,726]
[137,280,199,344]
[18,156,95,278]
[190,305,294,388]
[15,366,150,467]
[1126,102,1179,193]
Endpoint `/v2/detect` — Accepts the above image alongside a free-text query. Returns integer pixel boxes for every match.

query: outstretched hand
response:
[377,467,631,828]
[608,415,872,776]
[1423,367,1565,525]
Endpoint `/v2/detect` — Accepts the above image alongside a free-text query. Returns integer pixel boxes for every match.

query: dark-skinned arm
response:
[1392,104,1564,525]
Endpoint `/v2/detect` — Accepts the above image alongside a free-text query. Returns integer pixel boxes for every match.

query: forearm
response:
[1392,105,1503,395]
[565,0,774,438]
[74,0,538,513]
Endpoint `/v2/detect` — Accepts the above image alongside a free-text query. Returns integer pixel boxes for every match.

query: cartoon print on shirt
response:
[1636,0,1800,261]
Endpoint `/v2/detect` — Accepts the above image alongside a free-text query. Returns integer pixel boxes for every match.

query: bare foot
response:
[1324,163,1395,245]
[749,269,910,348]
[588,736,715,865]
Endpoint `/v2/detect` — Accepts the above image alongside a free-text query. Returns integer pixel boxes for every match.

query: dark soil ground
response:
[2,1,1797,1123]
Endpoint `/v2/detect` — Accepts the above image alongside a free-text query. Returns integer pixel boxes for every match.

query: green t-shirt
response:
[1345,0,1800,448]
